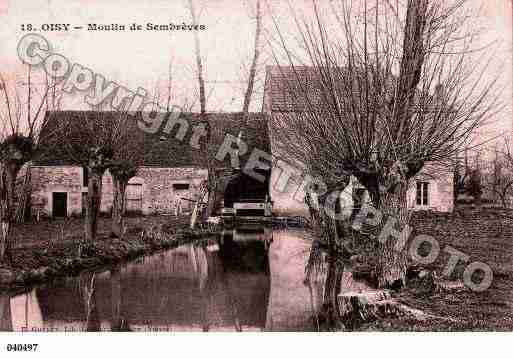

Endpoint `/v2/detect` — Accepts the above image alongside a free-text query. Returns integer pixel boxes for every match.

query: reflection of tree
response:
[305,242,344,330]
[323,254,344,329]
[0,294,12,331]
[110,266,131,332]
[305,244,324,330]
[190,244,212,332]
[78,273,101,331]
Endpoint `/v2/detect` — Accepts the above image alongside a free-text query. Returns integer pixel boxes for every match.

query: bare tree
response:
[269,0,500,288]
[485,141,513,208]
[188,0,207,117]
[186,0,265,227]
[51,110,122,241]
[187,0,215,226]
[242,0,262,116]
[108,113,144,238]
[465,151,483,204]
[47,107,143,241]
[0,66,51,263]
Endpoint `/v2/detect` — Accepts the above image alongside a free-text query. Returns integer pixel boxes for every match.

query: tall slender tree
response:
[242,0,263,116]
[187,0,215,225]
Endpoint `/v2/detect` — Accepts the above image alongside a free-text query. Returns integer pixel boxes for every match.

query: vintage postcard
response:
[0,0,512,356]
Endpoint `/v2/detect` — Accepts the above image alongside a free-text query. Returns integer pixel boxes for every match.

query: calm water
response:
[0,226,326,332]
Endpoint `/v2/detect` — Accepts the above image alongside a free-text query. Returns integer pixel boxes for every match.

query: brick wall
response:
[30,166,207,217]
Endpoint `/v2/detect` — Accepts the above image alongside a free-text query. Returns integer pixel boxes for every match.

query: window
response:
[173,183,190,191]
[83,167,89,187]
[416,181,429,206]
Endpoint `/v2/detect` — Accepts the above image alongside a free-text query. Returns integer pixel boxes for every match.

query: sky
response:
[0,0,511,151]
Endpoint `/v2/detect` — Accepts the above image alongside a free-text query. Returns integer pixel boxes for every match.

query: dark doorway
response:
[52,192,67,217]
[224,169,270,208]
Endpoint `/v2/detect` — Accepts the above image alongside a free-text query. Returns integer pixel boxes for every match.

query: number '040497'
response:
[6,344,38,352]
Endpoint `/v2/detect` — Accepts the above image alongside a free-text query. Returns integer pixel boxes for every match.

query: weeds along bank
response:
[0,221,217,293]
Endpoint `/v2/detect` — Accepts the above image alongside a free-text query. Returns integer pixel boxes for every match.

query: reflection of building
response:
[16,227,272,331]
[30,111,270,217]
[265,229,316,330]
[3,227,321,332]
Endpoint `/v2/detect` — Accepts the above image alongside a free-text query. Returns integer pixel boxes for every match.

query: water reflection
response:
[1,289,43,331]
[2,226,326,331]
[0,293,12,331]
[110,265,131,331]
[304,242,345,330]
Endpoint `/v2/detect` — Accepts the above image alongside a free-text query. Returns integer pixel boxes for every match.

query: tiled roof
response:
[264,65,442,114]
[37,111,270,169]
[264,66,326,112]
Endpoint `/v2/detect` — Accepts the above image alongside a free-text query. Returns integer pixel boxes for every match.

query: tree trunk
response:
[111,178,127,238]
[14,166,31,223]
[369,182,410,289]
[306,191,345,327]
[0,221,10,264]
[188,0,206,116]
[205,171,217,219]
[188,0,216,223]
[0,164,18,263]
[85,170,103,242]
[323,251,344,328]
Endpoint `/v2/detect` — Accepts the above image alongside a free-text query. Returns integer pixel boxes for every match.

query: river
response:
[0,225,329,332]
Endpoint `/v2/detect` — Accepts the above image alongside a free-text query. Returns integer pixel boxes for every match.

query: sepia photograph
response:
[0,0,512,357]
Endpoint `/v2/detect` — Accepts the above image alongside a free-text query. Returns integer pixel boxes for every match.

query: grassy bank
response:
[0,216,216,293]
[363,208,513,331]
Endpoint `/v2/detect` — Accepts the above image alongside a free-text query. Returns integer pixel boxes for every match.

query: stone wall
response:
[30,166,208,217]
[141,167,207,215]
[407,163,454,213]
[30,166,84,217]
[269,163,309,217]
[268,156,454,217]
